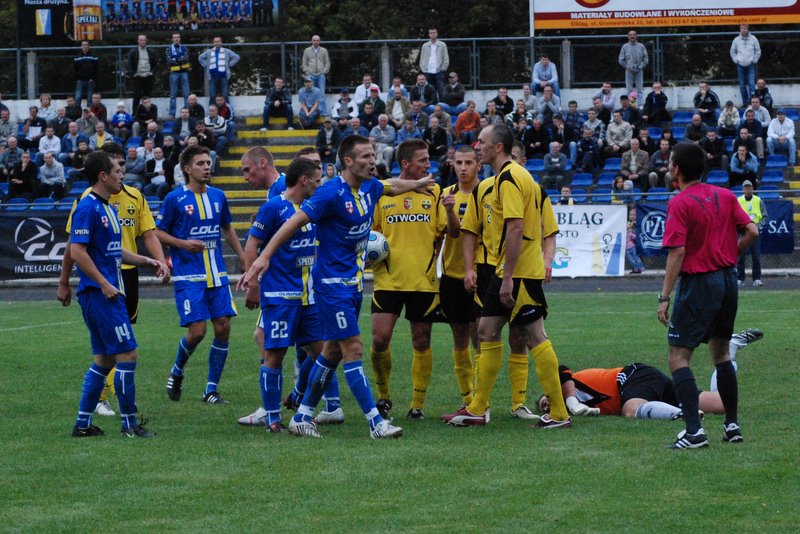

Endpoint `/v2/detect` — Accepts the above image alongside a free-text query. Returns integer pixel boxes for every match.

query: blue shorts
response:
[315,289,362,341]
[668,268,738,348]
[262,304,322,350]
[174,284,237,327]
[78,288,138,356]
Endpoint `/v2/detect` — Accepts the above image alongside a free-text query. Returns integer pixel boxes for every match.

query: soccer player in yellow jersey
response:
[444,124,571,428]
[370,138,460,420]
[57,142,169,417]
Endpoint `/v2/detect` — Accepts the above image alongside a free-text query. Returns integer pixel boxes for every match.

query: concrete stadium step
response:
[219,158,292,169]
[212,175,244,185]
[230,205,260,215]
[224,190,269,199]
[238,129,316,140]
[229,145,309,155]
[232,221,253,231]
[243,116,323,127]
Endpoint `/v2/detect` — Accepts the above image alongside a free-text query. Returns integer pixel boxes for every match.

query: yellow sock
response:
[468,341,503,414]
[452,348,474,405]
[508,352,529,411]
[531,340,569,421]
[410,348,433,409]
[370,347,392,400]
[98,366,116,402]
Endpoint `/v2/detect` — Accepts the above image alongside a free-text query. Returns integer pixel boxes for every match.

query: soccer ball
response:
[366,231,389,265]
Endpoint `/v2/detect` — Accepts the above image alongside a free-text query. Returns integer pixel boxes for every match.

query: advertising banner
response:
[0,211,70,280]
[532,0,800,30]
[551,204,627,277]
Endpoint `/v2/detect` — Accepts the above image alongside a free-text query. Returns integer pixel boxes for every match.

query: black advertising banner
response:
[0,210,70,280]
[18,0,75,46]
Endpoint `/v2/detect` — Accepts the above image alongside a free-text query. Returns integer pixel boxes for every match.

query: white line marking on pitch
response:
[0,320,81,332]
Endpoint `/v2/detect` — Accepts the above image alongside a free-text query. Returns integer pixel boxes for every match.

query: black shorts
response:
[481,276,548,327]
[473,263,495,315]
[439,274,477,324]
[371,290,444,323]
[121,267,140,324]
[669,268,738,348]
[618,363,677,406]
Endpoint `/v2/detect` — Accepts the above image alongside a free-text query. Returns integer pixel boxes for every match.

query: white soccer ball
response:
[366,231,390,265]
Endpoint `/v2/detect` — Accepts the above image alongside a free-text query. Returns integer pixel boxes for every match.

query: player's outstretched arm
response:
[658,246,685,326]
[382,174,436,196]
[70,243,119,300]
[154,228,205,253]
[121,249,170,279]
[57,241,74,306]
[141,229,170,283]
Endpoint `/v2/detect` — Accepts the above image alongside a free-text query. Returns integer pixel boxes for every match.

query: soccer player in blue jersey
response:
[239,135,434,439]
[156,145,246,404]
[70,151,169,438]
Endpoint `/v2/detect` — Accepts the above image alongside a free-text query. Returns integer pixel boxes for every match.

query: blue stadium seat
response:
[731,185,743,195]
[603,158,621,171]
[724,138,734,152]
[390,162,400,176]
[592,188,612,203]
[31,197,57,210]
[738,108,745,119]
[706,171,729,186]
[570,188,588,203]
[760,169,784,184]
[113,137,123,145]
[757,185,780,199]
[672,111,694,125]
[525,159,545,173]
[71,180,89,191]
[531,173,540,183]
[630,188,642,202]
[784,109,800,122]
[648,127,663,140]
[162,121,175,135]
[429,161,439,174]
[646,187,670,202]
[764,155,788,169]
[126,136,142,149]
[545,189,560,203]
[570,173,594,187]
[58,202,74,211]
[672,129,686,141]
[0,182,8,196]
[4,197,29,210]
[596,172,616,186]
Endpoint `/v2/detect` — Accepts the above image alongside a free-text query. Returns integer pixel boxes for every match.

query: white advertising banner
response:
[551,204,627,277]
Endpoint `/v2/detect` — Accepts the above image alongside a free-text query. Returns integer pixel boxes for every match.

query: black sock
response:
[715,360,738,426]
[672,367,701,434]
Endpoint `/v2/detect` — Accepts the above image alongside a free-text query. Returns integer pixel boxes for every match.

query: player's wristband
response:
[657,294,670,303]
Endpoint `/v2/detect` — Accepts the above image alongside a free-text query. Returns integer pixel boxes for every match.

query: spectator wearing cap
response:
[110,101,133,141]
[262,77,294,131]
[316,116,341,164]
[359,86,386,115]
[297,76,324,129]
[301,35,330,114]
[718,100,741,138]
[618,93,641,130]
[736,179,768,287]
[331,89,357,130]
[766,109,796,165]
[532,52,560,96]
[441,72,466,114]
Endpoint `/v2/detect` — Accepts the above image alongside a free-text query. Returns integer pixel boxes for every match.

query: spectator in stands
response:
[532,52,560,96]
[74,41,99,106]
[315,116,342,164]
[523,118,550,159]
[558,185,573,205]
[506,99,533,129]
[166,33,191,118]
[618,94,641,130]
[734,127,761,161]
[522,84,537,112]
[536,85,561,126]
[584,108,605,146]
[162,135,181,166]
[693,81,721,125]
[0,109,15,149]
[741,108,764,144]
[626,220,645,273]
[718,100,741,138]
[297,77,323,129]
[410,73,439,114]
[419,27,449,99]
[38,94,57,124]
[132,96,158,137]
[405,100,429,131]
[123,145,146,188]
[648,138,672,189]
[144,146,174,199]
[437,146,457,188]
[492,87,514,117]
[641,81,671,126]
[67,140,92,183]
[76,108,98,138]
[198,36,240,104]
[8,151,37,200]
[729,145,759,188]
[483,100,504,126]
[38,151,66,200]
[20,106,48,151]
[423,116,448,160]
[65,96,82,121]
[542,141,568,190]
[611,175,628,203]
[369,114,395,166]
[354,74,379,107]
[736,180,767,287]
[684,114,708,143]
[331,88,356,130]
[766,109,796,165]
[0,137,23,178]
[51,107,71,139]
[395,117,423,145]
[358,102,379,131]
[89,121,110,150]
[187,93,205,122]
[605,110,632,159]
[637,127,657,155]
[730,24,760,107]
[621,137,650,191]
[323,162,338,184]
[699,129,729,171]
[38,126,61,163]
[389,76,409,99]
[576,126,600,173]
[430,105,453,134]
[551,114,578,166]
[753,78,773,117]
[261,77,294,131]
[442,72,466,114]
[137,138,156,162]
[204,104,229,155]
[59,122,87,166]
[454,100,479,144]
[512,117,529,142]
[214,94,235,125]
[142,120,164,148]
[660,127,676,149]
[563,101,585,133]
[592,96,611,126]
[386,88,411,130]
[89,93,107,125]
[340,117,369,141]
[746,96,771,131]
[127,35,156,112]
[301,35,330,114]
[174,108,196,145]
[594,82,616,113]
[619,31,648,101]
[360,86,386,115]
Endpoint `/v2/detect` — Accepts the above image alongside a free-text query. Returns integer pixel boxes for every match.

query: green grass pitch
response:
[1,289,797,532]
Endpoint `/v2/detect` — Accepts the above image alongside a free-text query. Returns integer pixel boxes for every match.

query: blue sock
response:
[76,363,111,428]
[206,339,229,395]
[261,365,282,426]
[294,355,337,423]
[343,361,381,429]
[115,361,138,430]
[324,372,341,412]
[172,336,196,377]
[293,353,316,399]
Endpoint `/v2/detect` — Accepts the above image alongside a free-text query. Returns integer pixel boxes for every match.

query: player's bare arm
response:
[221,223,246,272]
[542,234,556,283]
[500,218,523,308]
[70,243,120,300]
[120,249,170,279]
[737,222,759,254]
[382,175,436,196]
[442,193,460,238]
[658,246,685,326]
[142,229,170,283]
[242,234,264,309]
[461,230,478,293]
[57,241,74,306]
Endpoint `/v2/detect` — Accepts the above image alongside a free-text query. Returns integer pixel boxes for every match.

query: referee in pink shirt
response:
[657,142,758,450]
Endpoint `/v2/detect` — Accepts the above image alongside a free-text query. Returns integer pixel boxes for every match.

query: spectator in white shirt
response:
[766,109,796,165]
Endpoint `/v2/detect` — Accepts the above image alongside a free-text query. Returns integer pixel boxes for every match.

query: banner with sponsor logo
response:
[532,0,800,30]
[0,211,70,280]
[635,200,794,256]
[551,204,627,277]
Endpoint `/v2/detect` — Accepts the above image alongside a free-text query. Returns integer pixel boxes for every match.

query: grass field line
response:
[0,320,82,332]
